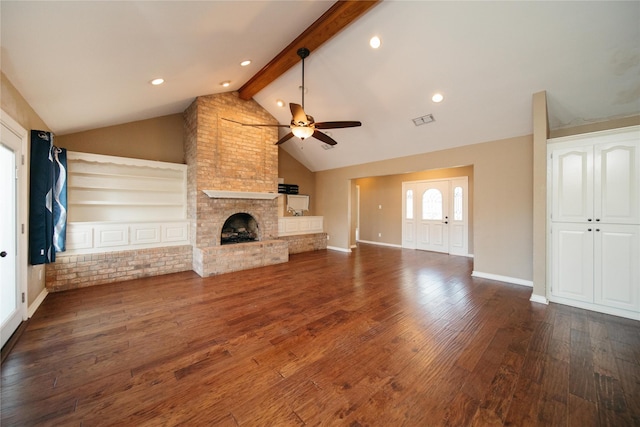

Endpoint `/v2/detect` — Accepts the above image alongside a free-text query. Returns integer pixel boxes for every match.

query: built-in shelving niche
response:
[64,152,189,254]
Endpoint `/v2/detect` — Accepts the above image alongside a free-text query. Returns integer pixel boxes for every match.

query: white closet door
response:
[551,146,593,222]
[594,224,640,312]
[595,140,640,224]
[551,222,594,303]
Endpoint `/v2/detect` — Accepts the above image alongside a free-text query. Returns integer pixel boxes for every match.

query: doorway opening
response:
[402,177,469,255]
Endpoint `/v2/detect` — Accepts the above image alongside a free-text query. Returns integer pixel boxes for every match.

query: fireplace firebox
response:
[221,213,259,245]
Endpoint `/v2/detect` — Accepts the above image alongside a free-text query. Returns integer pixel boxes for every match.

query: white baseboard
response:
[471,271,533,287]
[327,246,352,253]
[28,287,49,318]
[356,240,402,248]
[529,293,549,305]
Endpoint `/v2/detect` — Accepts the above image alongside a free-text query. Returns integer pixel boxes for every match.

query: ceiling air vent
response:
[412,114,435,126]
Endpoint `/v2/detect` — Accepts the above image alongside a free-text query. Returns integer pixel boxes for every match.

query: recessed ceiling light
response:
[432,93,444,103]
[240,60,251,67]
[220,81,231,87]
[150,78,164,86]
[369,36,381,49]
[276,99,285,108]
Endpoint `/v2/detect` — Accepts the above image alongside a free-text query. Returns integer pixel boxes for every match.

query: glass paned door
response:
[1,121,23,348]
[416,181,449,253]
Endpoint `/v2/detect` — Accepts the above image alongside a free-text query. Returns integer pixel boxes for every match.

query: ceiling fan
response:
[225,47,361,146]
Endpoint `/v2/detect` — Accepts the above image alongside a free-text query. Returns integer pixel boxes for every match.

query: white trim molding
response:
[327,245,352,253]
[529,293,549,305]
[28,288,48,318]
[471,271,534,287]
[356,240,402,248]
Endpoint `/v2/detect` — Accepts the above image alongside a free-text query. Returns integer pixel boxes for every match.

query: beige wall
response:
[317,135,533,282]
[56,113,184,163]
[278,148,316,216]
[1,72,51,307]
[354,166,474,251]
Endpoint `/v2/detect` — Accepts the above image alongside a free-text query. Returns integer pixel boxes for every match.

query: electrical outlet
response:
[378,205,382,209]
[327,235,330,240]
[378,232,382,237]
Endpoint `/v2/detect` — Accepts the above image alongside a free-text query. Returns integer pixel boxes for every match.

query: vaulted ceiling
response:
[2,1,639,171]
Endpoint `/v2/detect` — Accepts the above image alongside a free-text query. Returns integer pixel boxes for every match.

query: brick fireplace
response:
[184,92,288,276]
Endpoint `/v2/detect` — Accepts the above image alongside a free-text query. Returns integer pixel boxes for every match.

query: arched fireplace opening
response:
[221,213,259,245]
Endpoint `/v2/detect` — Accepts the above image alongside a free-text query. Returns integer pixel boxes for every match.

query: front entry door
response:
[403,177,469,255]
[416,181,450,253]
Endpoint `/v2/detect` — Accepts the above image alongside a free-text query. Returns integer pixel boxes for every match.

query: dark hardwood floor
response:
[2,244,639,426]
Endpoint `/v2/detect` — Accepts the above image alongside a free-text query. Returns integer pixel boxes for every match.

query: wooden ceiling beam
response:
[238,0,380,101]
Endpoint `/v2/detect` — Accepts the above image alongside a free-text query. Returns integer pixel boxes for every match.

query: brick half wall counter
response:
[278,233,328,254]
[45,245,193,292]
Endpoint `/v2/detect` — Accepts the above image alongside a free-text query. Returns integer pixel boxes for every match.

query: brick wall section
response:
[183,100,198,246]
[184,91,286,276]
[45,245,192,292]
[184,92,278,191]
[278,233,328,254]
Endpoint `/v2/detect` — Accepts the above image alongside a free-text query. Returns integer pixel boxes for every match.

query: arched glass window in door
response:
[422,189,442,220]
[453,186,463,221]
[406,189,413,219]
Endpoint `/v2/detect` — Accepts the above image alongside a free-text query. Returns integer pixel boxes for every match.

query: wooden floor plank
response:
[2,244,639,426]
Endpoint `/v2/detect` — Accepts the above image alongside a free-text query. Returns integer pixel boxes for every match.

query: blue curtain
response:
[29,130,67,264]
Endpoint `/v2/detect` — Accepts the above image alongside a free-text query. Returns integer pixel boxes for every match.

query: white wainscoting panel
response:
[278,216,324,236]
[94,225,129,248]
[131,224,161,245]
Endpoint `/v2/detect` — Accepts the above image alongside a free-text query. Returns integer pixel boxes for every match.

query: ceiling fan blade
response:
[290,103,308,125]
[312,130,338,146]
[314,121,362,129]
[275,132,295,145]
[222,118,288,127]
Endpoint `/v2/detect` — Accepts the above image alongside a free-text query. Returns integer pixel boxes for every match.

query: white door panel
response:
[595,224,640,312]
[417,181,449,253]
[552,147,593,222]
[551,223,594,303]
[595,142,639,224]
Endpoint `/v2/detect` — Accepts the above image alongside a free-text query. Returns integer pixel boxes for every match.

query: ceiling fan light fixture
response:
[292,126,314,139]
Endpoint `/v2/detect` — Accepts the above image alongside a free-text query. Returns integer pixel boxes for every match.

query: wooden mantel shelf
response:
[202,190,279,200]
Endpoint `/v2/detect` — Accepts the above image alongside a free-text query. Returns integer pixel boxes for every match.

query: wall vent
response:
[412,114,435,126]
